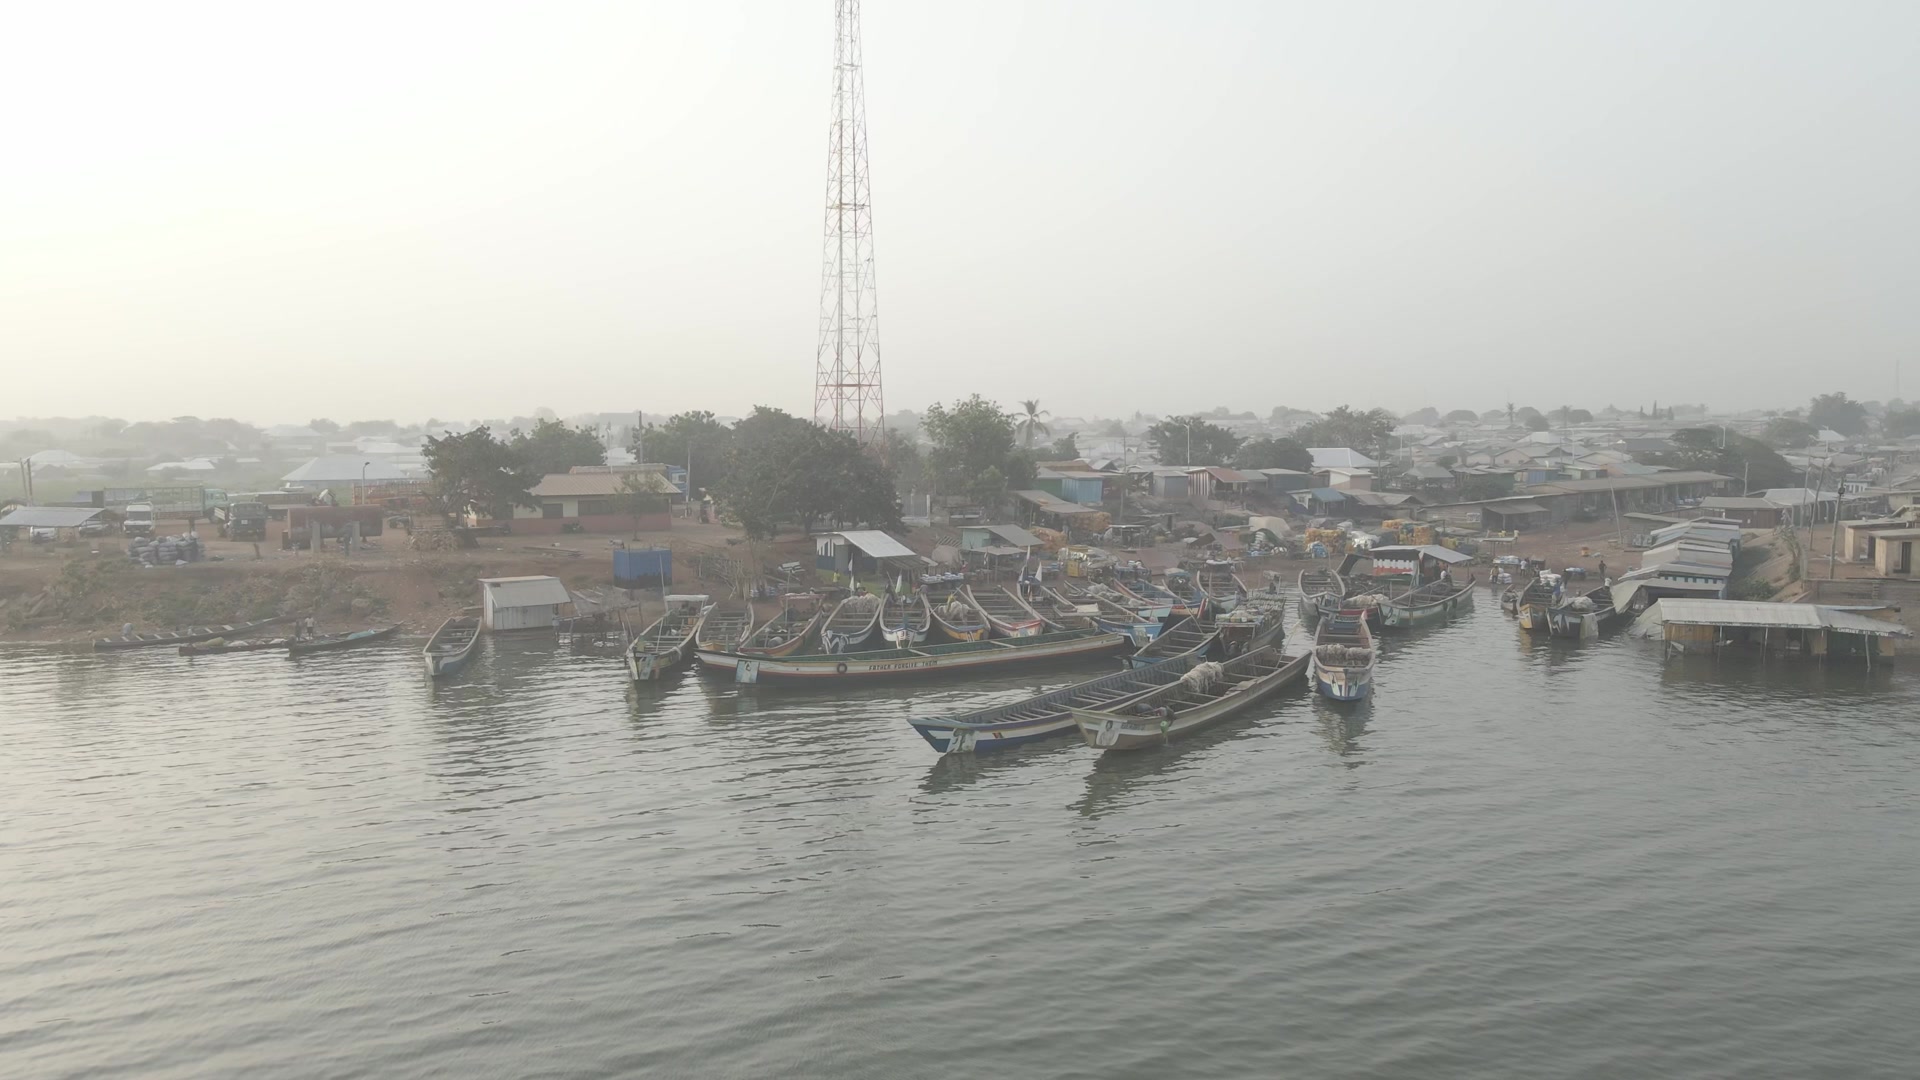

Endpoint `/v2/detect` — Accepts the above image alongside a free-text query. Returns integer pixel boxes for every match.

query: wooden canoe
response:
[287,624,402,655]
[1075,647,1307,751]
[423,614,482,677]
[96,615,291,652]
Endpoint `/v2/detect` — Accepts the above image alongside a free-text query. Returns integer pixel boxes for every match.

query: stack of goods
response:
[128,533,204,567]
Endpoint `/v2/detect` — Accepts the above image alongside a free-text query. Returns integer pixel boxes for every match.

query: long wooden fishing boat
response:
[1311,609,1375,701]
[1514,580,1558,633]
[1075,647,1308,751]
[731,594,824,660]
[818,593,883,653]
[910,651,1203,753]
[880,592,930,647]
[1123,616,1219,669]
[1379,575,1476,630]
[1023,584,1095,632]
[1159,571,1212,619]
[1046,584,1159,646]
[1547,585,1618,640]
[1194,562,1244,613]
[694,599,758,654]
[1120,577,1204,620]
[422,613,482,677]
[964,585,1047,638]
[96,615,291,652]
[179,636,293,656]
[1069,580,1170,620]
[928,592,990,642]
[1297,567,1343,627]
[1497,573,1533,616]
[626,595,711,681]
[1210,596,1286,657]
[287,624,402,655]
[708,626,1128,684]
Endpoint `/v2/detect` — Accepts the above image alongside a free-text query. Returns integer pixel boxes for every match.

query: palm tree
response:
[1014,399,1051,449]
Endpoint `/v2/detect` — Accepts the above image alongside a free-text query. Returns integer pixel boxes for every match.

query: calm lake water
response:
[4,605,1918,1079]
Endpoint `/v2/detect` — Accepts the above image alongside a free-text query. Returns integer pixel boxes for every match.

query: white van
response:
[123,503,156,536]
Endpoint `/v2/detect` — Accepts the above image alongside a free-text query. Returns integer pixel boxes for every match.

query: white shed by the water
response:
[479,576,572,631]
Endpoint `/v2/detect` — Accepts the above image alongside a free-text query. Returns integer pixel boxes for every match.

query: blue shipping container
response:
[613,547,673,587]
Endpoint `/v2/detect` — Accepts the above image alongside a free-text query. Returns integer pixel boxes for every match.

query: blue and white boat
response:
[1311,608,1375,701]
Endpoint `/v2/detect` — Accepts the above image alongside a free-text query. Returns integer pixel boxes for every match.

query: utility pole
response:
[1828,470,1846,578]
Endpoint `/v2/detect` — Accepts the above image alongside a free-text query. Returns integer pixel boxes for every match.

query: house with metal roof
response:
[1307,448,1379,470]
[1698,496,1789,528]
[0,506,106,533]
[503,469,678,534]
[479,576,574,631]
[816,530,923,579]
[281,456,421,487]
[1647,598,1909,660]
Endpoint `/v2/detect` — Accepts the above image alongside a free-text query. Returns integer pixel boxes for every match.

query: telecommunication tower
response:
[813,0,884,441]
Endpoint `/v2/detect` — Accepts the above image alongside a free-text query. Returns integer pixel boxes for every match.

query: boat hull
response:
[1312,662,1373,701]
[911,655,1202,753]
[707,629,1128,684]
[1076,651,1308,750]
[1380,583,1475,630]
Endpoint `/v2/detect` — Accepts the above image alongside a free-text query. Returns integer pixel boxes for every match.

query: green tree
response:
[423,426,540,524]
[343,419,401,437]
[1443,409,1479,423]
[610,473,671,536]
[1762,416,1819,448]
[308,418,340,434]
[1045,432,1079,460]
[1013,399,1051,449]
[1459,474,1515,500]
[1401,406,1440,426]
[633,410,732,492]
[1515,406,1544,427]
[1145,415,1243,466]
[510,418,607,476]
[1808,392,1869,436]
[1291,405,1398,456]
[1234,436,1311,471]
[923,395,1034,507]
[716,408,901,538]
[1524,415,1551,432]
[879,428,926,494]
[1641,429,1796,490]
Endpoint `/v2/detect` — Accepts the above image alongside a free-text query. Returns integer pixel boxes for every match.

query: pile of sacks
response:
[128,533,203,567]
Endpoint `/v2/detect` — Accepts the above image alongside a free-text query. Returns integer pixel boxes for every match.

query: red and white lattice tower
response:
[813,0,884,441]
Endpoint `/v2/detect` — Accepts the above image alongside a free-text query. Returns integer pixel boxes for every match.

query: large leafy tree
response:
[1291,405,1398,457]
[423,426,541,523]
[1639,429,1796,490]
[510,418,607,476]
[879,428,925,494]
[1443,409,1480,423]
[1808,392,1869,436]
[715,407,901,538]
[1145,415,1242,466]
[1234,436,1311,472]
[923,395,1035,507]
[1883,408,1920,439]
[1046,432,1079,460]
[633,410,732,492]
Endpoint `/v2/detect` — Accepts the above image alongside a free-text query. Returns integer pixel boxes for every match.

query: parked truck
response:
[283,506,385,549]
[213,500,269,540]
[122,503,156,536]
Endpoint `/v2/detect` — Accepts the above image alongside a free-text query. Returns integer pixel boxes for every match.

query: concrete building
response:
[480,576,572,631]
[1870,528,1920,578]
[510,469,677,534]
[1698,496,1789,528]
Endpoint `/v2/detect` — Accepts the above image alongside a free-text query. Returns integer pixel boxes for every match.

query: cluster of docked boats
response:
[1497,570,1625,640]
[90,616,406,657]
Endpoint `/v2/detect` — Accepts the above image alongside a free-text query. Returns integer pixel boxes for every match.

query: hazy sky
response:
[5,1,1917,425]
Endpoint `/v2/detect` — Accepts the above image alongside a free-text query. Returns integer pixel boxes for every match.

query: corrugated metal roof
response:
[480,576,572,607]
[1701,497,1785,510]
[0,506,104,528]
[1305,487,1348,501]
[1011,490,1104,516]
[531,471,678,497]
[1370,544,1475,564]
[281,456,419,484]
[1654,599,1912,637]
[983,523,1044,548]
[833,530,916,559]
[1482,499,1550,516]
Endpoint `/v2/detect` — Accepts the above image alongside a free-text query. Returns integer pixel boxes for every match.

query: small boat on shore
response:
[1547,586,1619,640]
[695,599,758,654]
[714,626,1128,684]
[911,651,1204,753]
[1379,575,1476,630]
[1211,596,1286,657]
[929,593,990,642]
[1120,577,1204,620]
[1075,647,1308,751]
[96,615,291,652]
[179,636,292,656]
[627,595,711,681]
[1160,571,1212,618]
[1297,567,1343,627]
[1123,616,1219,669]
[731,594,825,659]
[1311,609,1375,701]
[422,613,482,677]
[880,592,931,647]
[819,593,883,653]
[288,624,402,655]
[965,585,1047,638]
[1023,584,1095,631]
[1498,573,1533,616]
